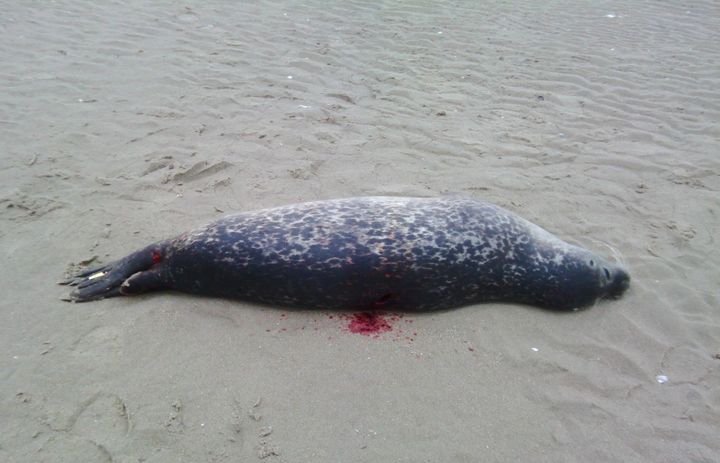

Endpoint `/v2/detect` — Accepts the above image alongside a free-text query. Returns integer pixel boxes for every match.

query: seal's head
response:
[595,258,631,300]
[520,246,630,310]
[553,251,630,310]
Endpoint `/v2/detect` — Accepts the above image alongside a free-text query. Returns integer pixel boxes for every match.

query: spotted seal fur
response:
[61,196,630,310]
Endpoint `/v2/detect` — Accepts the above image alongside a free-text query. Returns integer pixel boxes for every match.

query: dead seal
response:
[61,196,630,310]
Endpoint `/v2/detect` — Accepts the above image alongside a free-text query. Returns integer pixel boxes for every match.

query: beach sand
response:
[1,1,718,461]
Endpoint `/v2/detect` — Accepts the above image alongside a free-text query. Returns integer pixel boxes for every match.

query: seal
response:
[61,196,630,310]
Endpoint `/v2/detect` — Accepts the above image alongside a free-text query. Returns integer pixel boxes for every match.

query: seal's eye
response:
[589,260,595,267]
[603,268,610,279]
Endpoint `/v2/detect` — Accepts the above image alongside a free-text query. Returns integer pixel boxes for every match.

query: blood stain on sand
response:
[346,312,393,336]
[266,312,415,340]
[336,312,416,341]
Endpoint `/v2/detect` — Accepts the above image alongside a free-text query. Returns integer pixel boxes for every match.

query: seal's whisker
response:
[589,238,626,267]
[604,242,626,267]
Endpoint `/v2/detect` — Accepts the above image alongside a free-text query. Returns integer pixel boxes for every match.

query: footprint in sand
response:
[71,393,130,452]
[164,160,233,185]
[36,393,129,463]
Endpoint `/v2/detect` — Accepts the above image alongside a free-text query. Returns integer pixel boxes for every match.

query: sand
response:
[1,0,719,461]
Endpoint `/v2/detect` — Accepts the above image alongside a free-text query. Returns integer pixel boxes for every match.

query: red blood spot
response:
[347,312,392,336]
[151,250,162,264]
[468,347,475,352]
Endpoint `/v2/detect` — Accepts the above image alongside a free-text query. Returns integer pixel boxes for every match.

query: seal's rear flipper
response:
[59,262,114,286]
[60,243,166,302]
[120,267,167,296]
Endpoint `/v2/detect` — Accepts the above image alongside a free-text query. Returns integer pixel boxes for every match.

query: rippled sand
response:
[1,1,718,461]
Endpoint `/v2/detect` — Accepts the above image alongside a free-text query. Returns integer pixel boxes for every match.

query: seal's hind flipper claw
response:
[70,284,122,302]
[61,243,165,302]
[66,264,129,301]
[59,263,113,286]
[76,273,113,290]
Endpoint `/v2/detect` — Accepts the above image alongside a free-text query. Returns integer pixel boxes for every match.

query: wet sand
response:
[1,1,719,461]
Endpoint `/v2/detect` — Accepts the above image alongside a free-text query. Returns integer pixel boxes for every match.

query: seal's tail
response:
[60,243,168,302]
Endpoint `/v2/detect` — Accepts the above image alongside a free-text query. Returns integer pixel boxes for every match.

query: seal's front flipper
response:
[61,243,167,302]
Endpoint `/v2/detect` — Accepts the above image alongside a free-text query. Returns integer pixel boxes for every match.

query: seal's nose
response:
[604,266,630,298]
